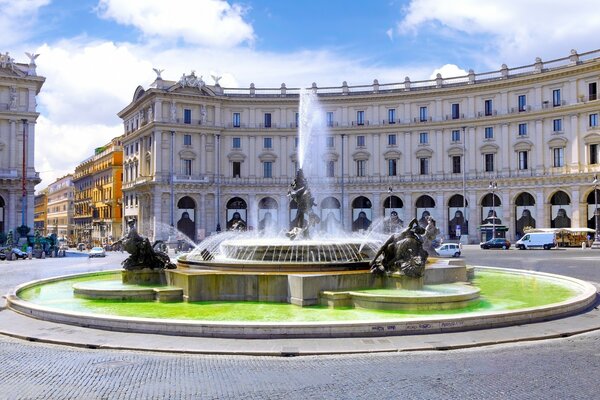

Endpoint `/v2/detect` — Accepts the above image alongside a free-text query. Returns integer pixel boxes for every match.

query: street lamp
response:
[461,126,467,242]
[387,186,393,233]
[489,181,498,239]
[593,174,599,244]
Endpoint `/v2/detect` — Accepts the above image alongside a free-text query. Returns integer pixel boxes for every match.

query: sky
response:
[1,0,600,189]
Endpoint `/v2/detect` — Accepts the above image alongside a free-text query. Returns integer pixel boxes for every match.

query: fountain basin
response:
[6,267,596,338]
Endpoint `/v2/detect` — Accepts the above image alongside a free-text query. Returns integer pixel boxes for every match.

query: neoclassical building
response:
[0,51,44,234]
[46,175,74,241]
[118,49,600,243]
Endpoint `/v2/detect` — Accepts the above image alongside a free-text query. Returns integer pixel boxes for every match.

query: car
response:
[0,251,6,261]
[480,238,511,250]
[89,247,106,258]
[435,243,461,257]
[8,248,29,260]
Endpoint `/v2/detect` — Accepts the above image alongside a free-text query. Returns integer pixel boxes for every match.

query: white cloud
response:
[96,0,255,47]
[429,64,468,80]
[0,0,50,48]
[397,0,600,68]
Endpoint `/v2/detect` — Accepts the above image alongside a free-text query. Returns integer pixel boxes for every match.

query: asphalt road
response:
[0,247,599,399]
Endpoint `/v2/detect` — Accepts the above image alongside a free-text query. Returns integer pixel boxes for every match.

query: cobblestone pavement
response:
[0,249,599,399]
[0,332,599,399]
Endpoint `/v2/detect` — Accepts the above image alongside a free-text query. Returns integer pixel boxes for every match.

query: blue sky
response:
[1,0,599,187]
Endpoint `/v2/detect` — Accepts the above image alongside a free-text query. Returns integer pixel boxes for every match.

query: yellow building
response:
[72,155,94,246]
[87,138,123,245]
[33,188,48,235]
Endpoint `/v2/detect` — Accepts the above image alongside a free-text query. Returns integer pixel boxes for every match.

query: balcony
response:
[173,174,210,183]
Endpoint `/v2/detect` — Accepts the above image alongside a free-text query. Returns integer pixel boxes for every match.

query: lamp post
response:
[216,134,221,232]
[594,174,599,244]
[461,126,467,242]
[341,133,346,230]
[489,181,498,239]
[387,186,393,233]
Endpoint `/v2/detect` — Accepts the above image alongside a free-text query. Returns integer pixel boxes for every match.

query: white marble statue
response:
[211,75,222,85]
[25,52,39,76]
[200,105,207,124]
[152,68,164,79]
[170,101,177,122]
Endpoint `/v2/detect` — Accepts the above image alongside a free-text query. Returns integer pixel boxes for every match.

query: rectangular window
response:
[388,159,397,176]
[295,112,299,128]
[553,148,564,167]
[589,113,598,127]
[232,112,240,128]
[419,158,429,175]
[183,134,192,146]
[452,156,461,174]
[125,146,129,156]
[553,119,562,132]
[589,82,597,101]
[419,132,428,144]
[590,144,598,165]
[232,162,241,178]
[451,103,460,119]
[294,137,299,148]
[518,123,528,136]
[263,137,272,149]
[326,160,335,177]
[553,89,561,107]
[326,136,335,148]
[356,160,366,176]
[485,153,494,172]
[326,112,334,127]
[451,129,461,142]
[357,110,365,125]
[484,127,494,139]
[182,159,192,176]
[518,151,528,170]
[264,113,272,128]
[388,109,396,124]
[232,137,241,148]
[135,142,139,153]
[388,134,397,146]
[184,109,191,124]
[484,99,493,116]
[263,161,272,178]
[357,135,365,147]
[419,106,428,122]
[518,95,526,112]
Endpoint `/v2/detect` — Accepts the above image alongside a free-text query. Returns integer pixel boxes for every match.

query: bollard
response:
[582,242,586,250]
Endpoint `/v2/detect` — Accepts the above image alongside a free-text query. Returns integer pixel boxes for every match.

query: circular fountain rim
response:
[6,266,597,339]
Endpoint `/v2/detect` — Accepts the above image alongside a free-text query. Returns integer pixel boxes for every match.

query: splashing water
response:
[297,88,326,175]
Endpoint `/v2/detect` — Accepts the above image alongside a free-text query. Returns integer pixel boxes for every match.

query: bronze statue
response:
[287,169,320,239]
[117,224,176,271]
[369,218,429,278]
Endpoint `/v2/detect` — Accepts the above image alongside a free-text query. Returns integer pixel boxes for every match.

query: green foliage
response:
[16,225,31,238]
[0,231,6,245]
[34,230,42,250]
[6,231,14,247]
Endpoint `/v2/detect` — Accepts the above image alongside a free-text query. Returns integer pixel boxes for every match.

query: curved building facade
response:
[118,49,600,243]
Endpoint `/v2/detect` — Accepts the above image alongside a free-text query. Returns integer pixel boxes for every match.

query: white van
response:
[516,232,557,250]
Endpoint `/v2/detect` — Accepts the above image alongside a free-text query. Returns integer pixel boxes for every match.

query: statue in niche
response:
[200,105,207,124]
[8,87,17,110]
[287,168,321,240]
[116,222,176,271]
[369,218,429,278]
[147,106,153,122]
[170,101,177,122]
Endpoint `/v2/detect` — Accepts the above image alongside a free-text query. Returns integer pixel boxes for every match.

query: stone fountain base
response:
[166,258,473,307]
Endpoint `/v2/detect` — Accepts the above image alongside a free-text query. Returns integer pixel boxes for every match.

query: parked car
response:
[11,248,29,259]
[0,251,6,261]
[89,247,106,258]
[516,232,557,250]
[435,243,462,257]
[480,238,511,250]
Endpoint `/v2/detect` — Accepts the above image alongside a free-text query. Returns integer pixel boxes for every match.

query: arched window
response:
[550,191,571,228]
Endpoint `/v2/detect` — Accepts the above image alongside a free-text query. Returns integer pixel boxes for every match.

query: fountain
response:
[5,89,597,339]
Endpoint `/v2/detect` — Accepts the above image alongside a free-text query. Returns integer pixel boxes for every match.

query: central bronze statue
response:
[287,168,321,240]
[369,218,429,278]
[117,224,176,271]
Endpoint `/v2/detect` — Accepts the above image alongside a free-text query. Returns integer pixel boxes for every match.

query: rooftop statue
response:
[369,218,429,278]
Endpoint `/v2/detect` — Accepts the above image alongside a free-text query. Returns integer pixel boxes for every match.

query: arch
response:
[582,132,600,145]
[514,192,537,238]
[513,140,533,152]
[586,189,600,231]
[448,194,469,239]
[176,196,196,241]
[0,195,4,233]
[447,146,464,156]
[479,143,499,153]
[481,193,502,227]
[382,195,404,233]
[547,136,568,148]
[415,148,433,158]
[258,197,278,232]
[383,149,402,159]
[258,151,278,162]
[320,197,342,233]
[351,196,372,232]
[481,193,501,207]
[321,151,339,162]
[415,195,435,228]
[179,149,197,159]
[258,197,278,209]
[226,197,247,231]
[352,150,370,161]
[227,152,246,162]
[550,190,572,229]
[133,85,146,101]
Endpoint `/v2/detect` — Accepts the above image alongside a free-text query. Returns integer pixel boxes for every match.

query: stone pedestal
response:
[122,269,166,285]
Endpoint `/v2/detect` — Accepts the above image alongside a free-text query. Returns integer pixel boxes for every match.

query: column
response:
[9,120,16,168]
[536,191,546,230]
[468,127,477,174]
[569,114,580,170]
[249,136,256,177]
[7,190,16,232]
[153,130,163,179]
[280,136,288,178]
[468,191,477,243]
[501,191,511,240]
[403,132,411,176]
[571,188,581,228]
[436,192,445,237]
[501,123,509,174]
[28,88,36,112]
[27,121,35,173]
[200,133,207,175]
[435,129,443,175]
[534,120,544,170]
[154,100,162,122]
